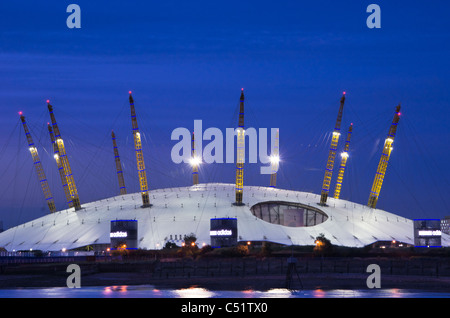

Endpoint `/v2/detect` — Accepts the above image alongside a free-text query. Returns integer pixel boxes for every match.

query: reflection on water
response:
[0,286,448,298]
[172,287,215,298]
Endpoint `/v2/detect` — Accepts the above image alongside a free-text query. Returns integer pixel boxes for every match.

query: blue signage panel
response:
[210,218,238,248]
[413,219,441,247]
[110,220,138,249]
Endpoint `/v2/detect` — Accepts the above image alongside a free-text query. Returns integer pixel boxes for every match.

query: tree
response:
[178,233,199,258]
[164,241,178,249]
[183,233,197,247]
[314,233,332,255]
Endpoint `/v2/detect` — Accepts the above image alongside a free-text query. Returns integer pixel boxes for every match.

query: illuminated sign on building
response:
[210,218,237,248]
[110,231,128,238]
[414,219,441,247]
[418,230,442,236]
[210,229,233,236]
[110,220,138,249]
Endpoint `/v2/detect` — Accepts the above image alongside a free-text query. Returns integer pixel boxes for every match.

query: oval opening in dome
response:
[250,201,328,227]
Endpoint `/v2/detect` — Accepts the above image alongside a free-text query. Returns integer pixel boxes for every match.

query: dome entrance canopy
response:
[250,201,328,227]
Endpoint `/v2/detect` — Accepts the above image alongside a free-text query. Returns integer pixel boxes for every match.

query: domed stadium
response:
[0,183,448,252]
[1,91,449,253]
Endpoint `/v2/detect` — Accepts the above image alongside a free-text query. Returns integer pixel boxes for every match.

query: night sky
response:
[0,1,449,229]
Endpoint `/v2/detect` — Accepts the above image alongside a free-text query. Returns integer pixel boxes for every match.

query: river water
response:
[0,285,448,298]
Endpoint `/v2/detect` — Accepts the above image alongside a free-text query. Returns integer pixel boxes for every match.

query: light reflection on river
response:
[0,286,448,298]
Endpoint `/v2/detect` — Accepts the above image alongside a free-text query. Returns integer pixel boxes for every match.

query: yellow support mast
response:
[333,123,353,199]
[112,130,127,195]
[48,124,73,208]
[368,104,401,209]
[269,128,280,188]
[20,113,56,213]
[319,92,346,206]
[191,132,199,185]
[129,91,151,208]
[234,88,245,206]
[47,100,82,211]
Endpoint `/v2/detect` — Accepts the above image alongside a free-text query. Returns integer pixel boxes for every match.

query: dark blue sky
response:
[0,1,449,229]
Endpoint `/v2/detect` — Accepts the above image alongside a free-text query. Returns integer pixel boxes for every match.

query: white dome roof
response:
[0,183,448,251]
